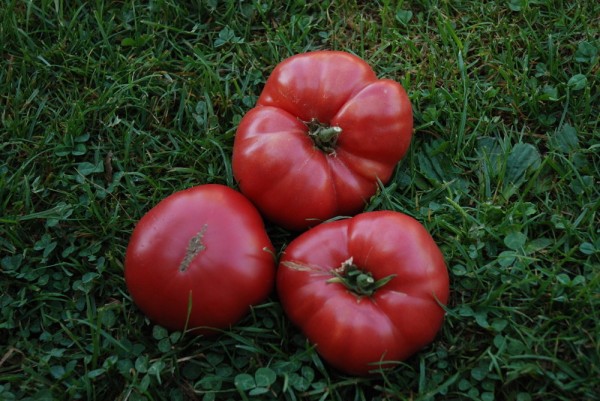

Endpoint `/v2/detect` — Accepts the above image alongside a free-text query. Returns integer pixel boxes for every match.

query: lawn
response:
[1,0,599,400]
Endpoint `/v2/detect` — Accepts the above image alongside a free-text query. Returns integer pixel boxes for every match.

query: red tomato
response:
[125,184,275,335]
[277,211,449,375]
[232,51,413,231]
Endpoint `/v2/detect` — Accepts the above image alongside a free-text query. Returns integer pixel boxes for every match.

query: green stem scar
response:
[179,225,208,272]
[327,257,396,298]
[304,118,342,155]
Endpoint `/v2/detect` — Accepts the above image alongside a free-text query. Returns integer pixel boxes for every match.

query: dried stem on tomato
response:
[327,257,396,298]
[304,118,342,155]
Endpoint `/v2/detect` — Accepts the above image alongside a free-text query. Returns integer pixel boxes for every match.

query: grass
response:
[1,0,598,400]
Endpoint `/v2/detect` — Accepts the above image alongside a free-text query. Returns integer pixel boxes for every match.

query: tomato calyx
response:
[327,257,396,298]
[179,224,208,272]
[304,118,342,155]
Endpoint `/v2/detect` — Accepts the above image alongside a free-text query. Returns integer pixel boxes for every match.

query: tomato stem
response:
[179,224,208,272]
[305,118,342,154]
[327,257,396,298]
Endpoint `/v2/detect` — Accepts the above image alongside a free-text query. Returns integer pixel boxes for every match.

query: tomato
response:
[125,184,275,335]
[276,211,449,375]
[232,51,413,231]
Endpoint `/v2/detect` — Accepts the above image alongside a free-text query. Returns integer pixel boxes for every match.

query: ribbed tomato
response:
[233,51,413,231]
[277,211,449,375]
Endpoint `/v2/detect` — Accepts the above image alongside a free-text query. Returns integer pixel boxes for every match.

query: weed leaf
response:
[234,373,255,390]
[504,232,527,251]
[254,367,277,387]
[567,74,587,91]
[550,123,579,153]
[504,143,541,189]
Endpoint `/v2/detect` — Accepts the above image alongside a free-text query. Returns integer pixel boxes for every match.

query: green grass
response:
[1,0,598,400]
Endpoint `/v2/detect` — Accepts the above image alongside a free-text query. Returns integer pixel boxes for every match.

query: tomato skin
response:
[276,211,449,376]
[125,184,275,335]
[233,51,413,231]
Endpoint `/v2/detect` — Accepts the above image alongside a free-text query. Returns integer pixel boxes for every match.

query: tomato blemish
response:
[179,224,208,272]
